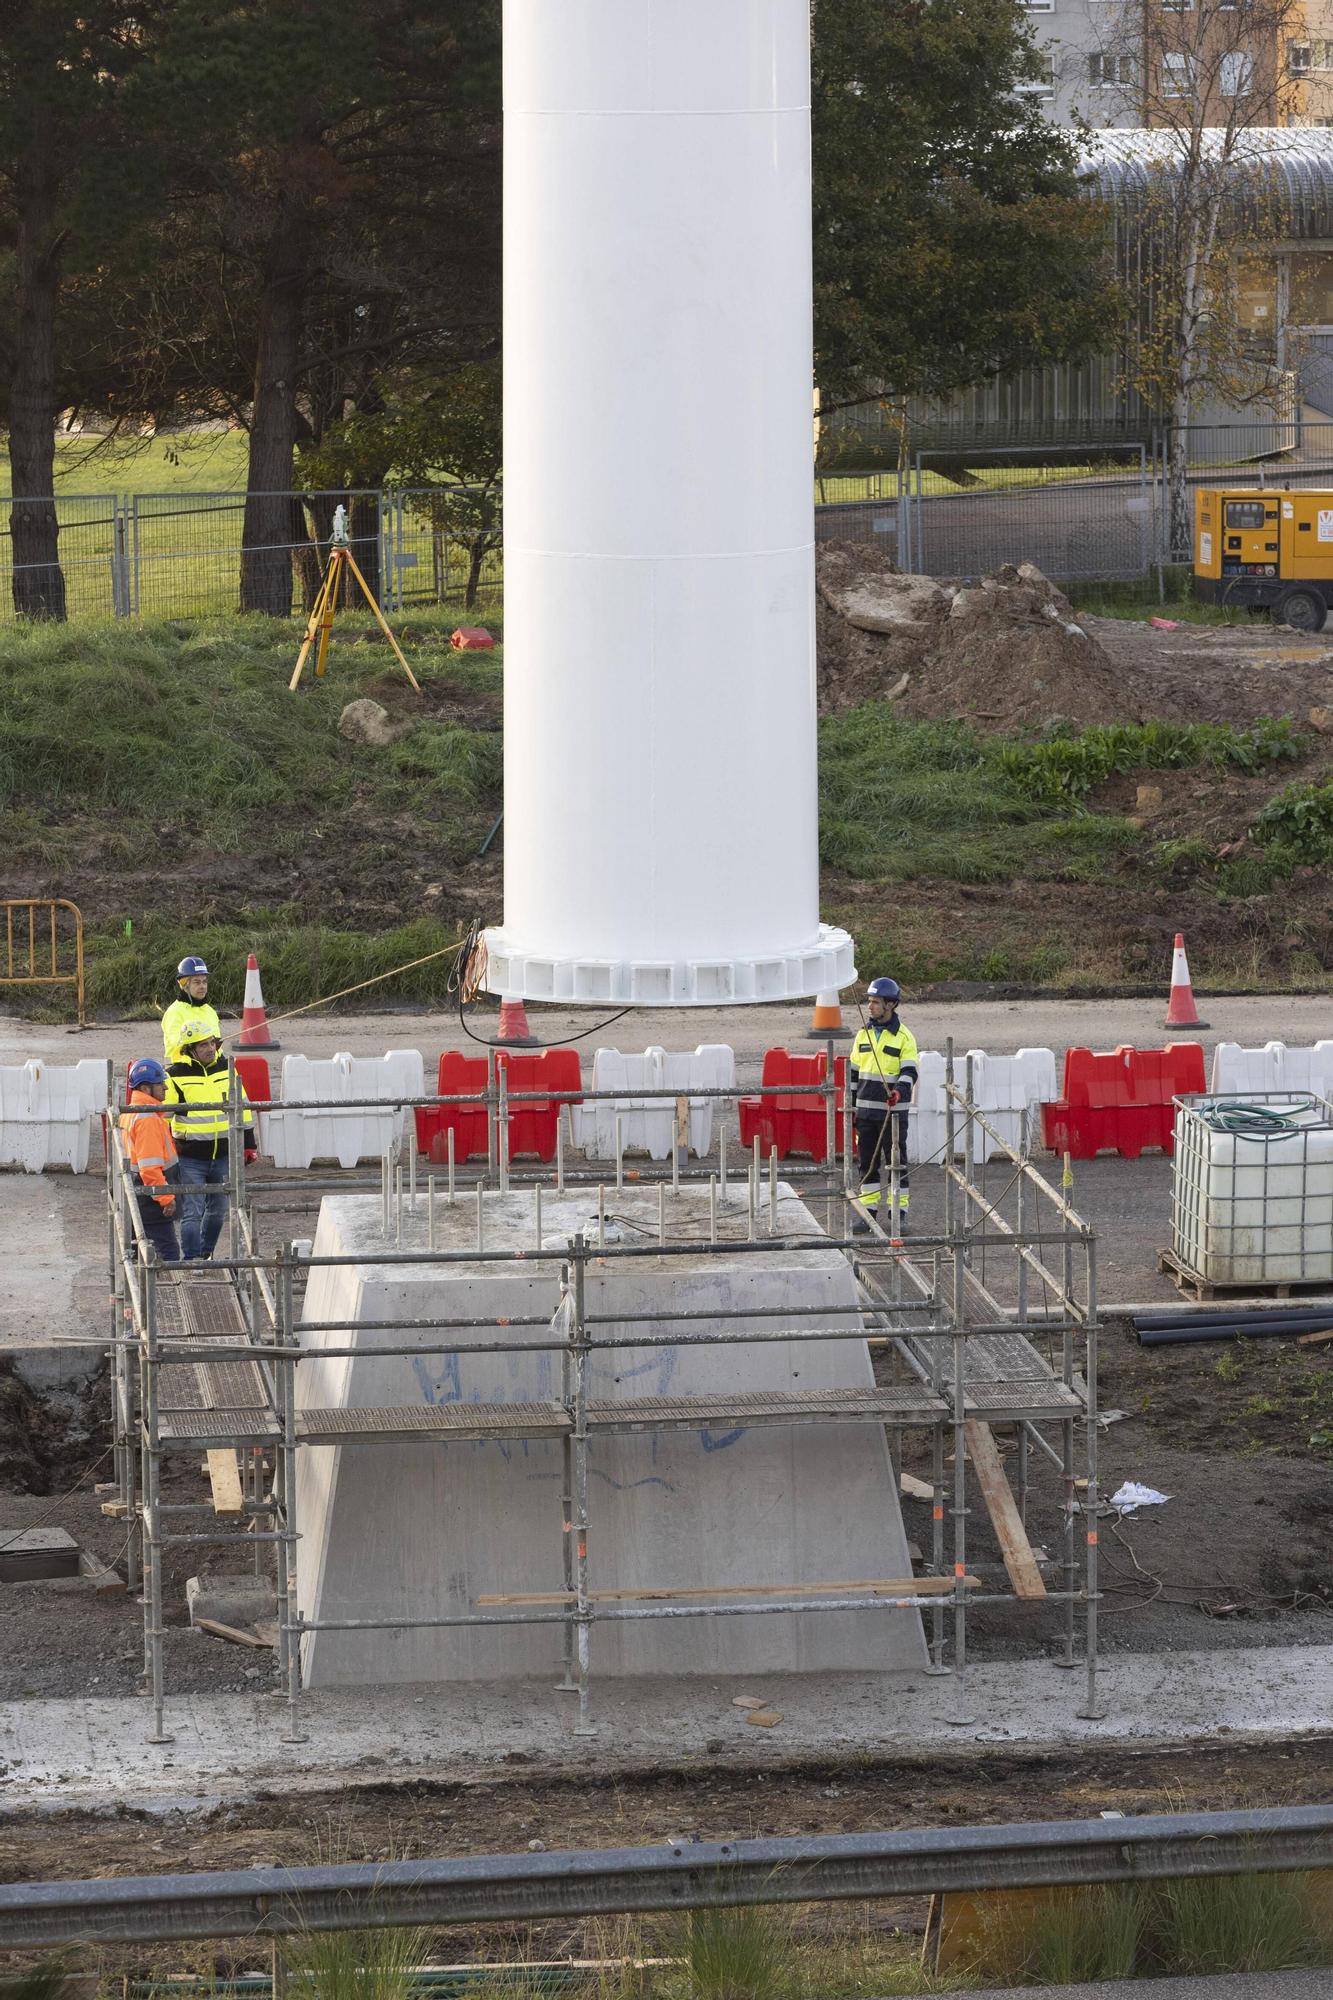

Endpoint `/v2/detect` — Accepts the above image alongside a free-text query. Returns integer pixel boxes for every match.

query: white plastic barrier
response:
[1210,1040,1333,1100]
[0,1058,107,1173]
[263,1050,425,1170]
[908,1048,1056,1165]
[578,1045,736,1160]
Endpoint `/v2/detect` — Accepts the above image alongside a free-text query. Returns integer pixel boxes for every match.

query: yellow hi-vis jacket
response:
[849,1019,919,1117]
[161,997,221,1064]
[164,1051,253,1159]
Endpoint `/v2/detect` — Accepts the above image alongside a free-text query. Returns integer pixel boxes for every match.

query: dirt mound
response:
[816,545,1142,730]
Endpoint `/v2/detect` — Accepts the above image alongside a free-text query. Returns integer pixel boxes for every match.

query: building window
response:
[1291,252,1333,325]
[1089,51,1134,84]
[1014,55,1056,97]
[1313,38,1333,67]
[1162,0,1192,12]
[1220,49,1253,95]
[1025,0,1055,12]
[1289,40,1312,73]
[1162,52,1195,93]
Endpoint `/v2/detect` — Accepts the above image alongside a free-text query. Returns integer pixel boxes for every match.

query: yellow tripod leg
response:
[342,548,421,691]
[314,550,341,677]
[290,561,336,692]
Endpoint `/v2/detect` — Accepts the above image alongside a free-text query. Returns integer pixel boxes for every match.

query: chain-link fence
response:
[0,485,505,625]
[1155,419,1333,562]
[12,427,1333,620]
[815,447,1155,581]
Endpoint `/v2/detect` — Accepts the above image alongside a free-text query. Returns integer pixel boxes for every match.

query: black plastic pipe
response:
[1137,1317,1333,1347]
[1135,1303,1333,1331]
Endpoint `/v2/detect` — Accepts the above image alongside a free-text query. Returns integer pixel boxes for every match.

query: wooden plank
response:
[206,1448,244,1519]
[963,1418,1047,1601]
[1297,1327,1333,1347]
[478,1575,980,1607]
[899,1471,934,1501]
[194,1617,271,1649]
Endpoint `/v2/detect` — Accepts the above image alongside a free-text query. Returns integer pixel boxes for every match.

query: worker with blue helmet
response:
[118,1057,181,1262]
[849,976,918,1230]
[162,954,221,1064]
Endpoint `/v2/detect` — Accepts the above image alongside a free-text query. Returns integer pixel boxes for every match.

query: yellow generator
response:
[1194,486,1333,630]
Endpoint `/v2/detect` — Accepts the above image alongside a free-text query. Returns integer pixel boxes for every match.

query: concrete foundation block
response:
[295,1187,927,1689]
[186,1572,277,1629]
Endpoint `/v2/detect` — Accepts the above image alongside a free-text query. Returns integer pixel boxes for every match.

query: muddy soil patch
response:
[816,546,1138,728]
[0,807,501,933]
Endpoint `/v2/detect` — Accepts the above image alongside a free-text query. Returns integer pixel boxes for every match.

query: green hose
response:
[1196,1098,1313,1140]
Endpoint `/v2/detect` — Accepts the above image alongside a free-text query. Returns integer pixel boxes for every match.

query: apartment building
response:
[1026,0,1315,127]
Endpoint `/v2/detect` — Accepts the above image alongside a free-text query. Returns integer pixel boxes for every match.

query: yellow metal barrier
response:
[1,898,87,1025]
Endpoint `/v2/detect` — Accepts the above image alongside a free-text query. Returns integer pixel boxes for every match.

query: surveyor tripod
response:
[290,521,421,693]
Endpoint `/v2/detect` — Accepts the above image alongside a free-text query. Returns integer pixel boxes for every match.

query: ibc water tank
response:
[1171,1095,1333,1287]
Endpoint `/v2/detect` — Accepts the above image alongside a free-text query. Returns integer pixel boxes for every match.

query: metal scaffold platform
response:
[105,1051,1101,1748]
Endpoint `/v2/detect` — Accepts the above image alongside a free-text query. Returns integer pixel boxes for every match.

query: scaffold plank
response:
[295,1385,950,1449]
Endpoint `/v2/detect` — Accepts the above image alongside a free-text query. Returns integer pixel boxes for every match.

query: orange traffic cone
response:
[497,993,538,1046]
[806,988,851,1041]
[238,952,281,1049]
[1163,932,1209,1031]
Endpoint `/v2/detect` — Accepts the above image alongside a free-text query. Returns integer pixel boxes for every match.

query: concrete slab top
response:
[325,1181,846,1276]
[1,1643,1328,1810]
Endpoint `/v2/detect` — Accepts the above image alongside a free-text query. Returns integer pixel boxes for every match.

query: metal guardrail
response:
[2,1808,1330,1949]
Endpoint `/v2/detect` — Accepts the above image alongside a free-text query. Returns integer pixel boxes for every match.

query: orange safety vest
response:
[118,1090,178,1209]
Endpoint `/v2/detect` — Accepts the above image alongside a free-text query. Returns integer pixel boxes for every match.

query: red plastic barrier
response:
[738,1049,846,1162]
[496,1048,583,1162]
[234,1056,271,1105]
[1040,1042,1205,1160]
[414,1049,584,1164]
[416,1052,489,1163]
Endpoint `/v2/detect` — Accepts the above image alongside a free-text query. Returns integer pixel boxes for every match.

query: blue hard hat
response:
[129,1058,168,1089]
[867,977,901,1004]
[177,955,209,980]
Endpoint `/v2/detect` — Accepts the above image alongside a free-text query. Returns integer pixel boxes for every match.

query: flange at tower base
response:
[481,923,856,1007]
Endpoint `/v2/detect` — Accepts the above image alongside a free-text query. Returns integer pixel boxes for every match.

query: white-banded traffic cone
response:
[238,952,281,1049]
[497,993,538,1046]
[1163,932,1208,1031]
[806,988,851,1041]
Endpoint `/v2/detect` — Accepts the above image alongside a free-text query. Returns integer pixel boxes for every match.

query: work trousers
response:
[177,1153,230,1260]
[134,1192,180,1263]
[855,1108,910,1207]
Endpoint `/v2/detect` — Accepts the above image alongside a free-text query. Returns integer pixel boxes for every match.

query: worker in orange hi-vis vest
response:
[118,1058,181,1263]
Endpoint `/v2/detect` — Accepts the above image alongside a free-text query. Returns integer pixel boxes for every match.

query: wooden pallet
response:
[1157,1245,1333,1304]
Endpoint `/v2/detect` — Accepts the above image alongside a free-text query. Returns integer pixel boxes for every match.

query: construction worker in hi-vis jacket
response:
[848,976,918,1228]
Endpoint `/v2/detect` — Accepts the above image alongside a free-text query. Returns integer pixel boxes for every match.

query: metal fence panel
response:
[1156,419,1333,561]
[394,487,504,612]
[128,488,386,620]
[0,494,120,621]
[908,446,1152,582]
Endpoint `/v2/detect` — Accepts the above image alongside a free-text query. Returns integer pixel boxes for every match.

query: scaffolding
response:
[105,1050,1101,1746]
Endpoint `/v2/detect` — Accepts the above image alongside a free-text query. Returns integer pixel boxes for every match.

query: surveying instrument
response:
[290,504,421,693]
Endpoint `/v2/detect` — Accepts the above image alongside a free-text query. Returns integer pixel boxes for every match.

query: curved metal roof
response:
[1075,128,1333,235]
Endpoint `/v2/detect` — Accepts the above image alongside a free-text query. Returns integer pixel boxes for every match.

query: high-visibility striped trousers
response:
[855,1110,910,1208]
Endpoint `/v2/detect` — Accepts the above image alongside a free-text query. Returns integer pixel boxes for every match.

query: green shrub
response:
[1252,780,1333,863]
